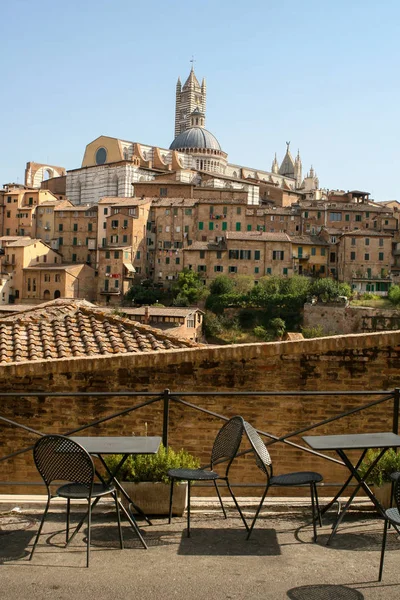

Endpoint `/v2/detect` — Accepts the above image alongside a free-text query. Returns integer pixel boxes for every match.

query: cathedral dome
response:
[169,127,221,151]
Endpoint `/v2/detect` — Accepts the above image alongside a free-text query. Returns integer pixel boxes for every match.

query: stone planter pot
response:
[121,482,188,516]
[374,482,392,509]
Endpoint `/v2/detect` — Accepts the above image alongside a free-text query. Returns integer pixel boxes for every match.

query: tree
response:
[233,275,254,294]
[388,285,400,306]
[172,269,205,304]
[209,275,235,296]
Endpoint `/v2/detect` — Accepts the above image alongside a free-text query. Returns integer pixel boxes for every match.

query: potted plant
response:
[359,448,400,508]
[104,444,200,516]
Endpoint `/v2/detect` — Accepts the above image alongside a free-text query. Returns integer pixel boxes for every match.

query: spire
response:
[271,153,279,174]
[278,142,295,178]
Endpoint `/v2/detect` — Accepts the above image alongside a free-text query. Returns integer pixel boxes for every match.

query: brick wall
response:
[1,331,400,496]
[303,303,400,335]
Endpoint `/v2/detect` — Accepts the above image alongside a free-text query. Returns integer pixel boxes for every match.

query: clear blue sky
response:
[1,0,399,200]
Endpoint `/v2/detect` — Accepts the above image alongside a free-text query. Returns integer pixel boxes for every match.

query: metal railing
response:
[1,388,399,489]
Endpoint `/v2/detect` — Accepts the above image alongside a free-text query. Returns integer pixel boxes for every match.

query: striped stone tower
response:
[174,64,206,137]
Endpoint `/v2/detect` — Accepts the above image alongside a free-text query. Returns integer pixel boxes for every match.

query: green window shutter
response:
[266,267,272,274]
[311,247,316,256]
[283,268,288,275]
[255,250,260,260]
[235,222,241,231]
[199,222,204,230]
[209,222,214,231]
[345,214,350,221]
[247,224,252,231]
[222,222,227,231]
[88,223,92,232]
[73,237,77,245]
[254,267,259,274]
[73,223,78,231]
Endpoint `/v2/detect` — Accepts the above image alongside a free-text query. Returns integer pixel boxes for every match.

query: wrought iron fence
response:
[0,388,399,489]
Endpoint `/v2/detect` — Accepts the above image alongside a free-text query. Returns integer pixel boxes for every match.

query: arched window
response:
[43,290,50,301]
[54,290,61,299]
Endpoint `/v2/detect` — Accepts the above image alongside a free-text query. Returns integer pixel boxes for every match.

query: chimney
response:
[144,305,150,324]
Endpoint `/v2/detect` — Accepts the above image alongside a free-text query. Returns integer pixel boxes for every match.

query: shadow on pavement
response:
[177,527,280,556]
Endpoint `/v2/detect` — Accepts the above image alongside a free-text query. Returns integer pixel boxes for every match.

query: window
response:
[283,268,288,275]
[214,265,223,272]
[222,222,227,231]
[355,214,362,222]
[185,208,192,216]
[345,214,350,222]
[160,188,168,197]
[165,209,170,216]
[329,212,342,221]
[32,279,36,292]
[320,265,325,273]
[197,265,206,272]
[6,211,10,218]
[106,265,111,273]
[272,251,284,260]
[111,235,118,243]
[321,247,326,256]
[111,219,119,229]
[73,223,78,231]
[228,250,239,259]
[136,251,141,259]
[58,224,63,232]
[236,207,241,215]
[379,238,384,247]
[350,252,356,260]
[166,257,170,264]
[254,267,259,274]
[114,251,120,259]
[330,252,336,263]
[317,212,321,219]
[173,208,178,216]
[304,211,308,218]
[72,254,77,262]
[209,222,214,231]
[255,250,260,260]
[298,247,303,258]
[216,251,222,259]
[247,224,252,231]
[73,237,77,246]
[175,257,180,265]
[58,237,63,245]
[331,236,337,243]
[209,206,214,215]
[229,266,237,273]
[175,226,181,233]
[27,278,31,291]
[122,235,128,243]
[311,247,316,256]
[351,237,356,246]
[235,222,241,231]
[44,274,50,282]
[266,267,272,274]
[365,253,370,261]
[365,238,370,246]
[366,212,370,218]
[105,250,110,259]
[239,250,251,260]
[198,222,204,230]
[114,279,119,289]
[379,252,384,261]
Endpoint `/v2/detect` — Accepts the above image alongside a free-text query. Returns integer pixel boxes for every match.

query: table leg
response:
[326,448,388,545]
[321,450,368,517]
[97,454,153,526]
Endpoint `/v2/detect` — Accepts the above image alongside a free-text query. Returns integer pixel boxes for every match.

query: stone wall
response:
[2,331,400,496]
[303,303,400,335]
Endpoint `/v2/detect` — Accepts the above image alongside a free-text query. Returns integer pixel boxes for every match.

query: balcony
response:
[293,253,310,260]
[99,288,121,295]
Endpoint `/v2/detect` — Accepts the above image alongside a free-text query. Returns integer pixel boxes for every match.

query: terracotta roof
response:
[0,299,199,364]
[119,307,204,318]
[290,235,329,246]
[225,231,291,242]
[341,229,392,237]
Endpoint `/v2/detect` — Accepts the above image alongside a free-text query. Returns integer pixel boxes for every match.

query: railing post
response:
[162,388,170,449]
[393,388,400,436]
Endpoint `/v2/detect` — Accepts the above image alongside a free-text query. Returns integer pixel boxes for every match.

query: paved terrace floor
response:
[1,501,400,600]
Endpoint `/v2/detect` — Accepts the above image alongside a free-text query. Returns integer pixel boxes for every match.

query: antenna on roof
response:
[190,55,196,70]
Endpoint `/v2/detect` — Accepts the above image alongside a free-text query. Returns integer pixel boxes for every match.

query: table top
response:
[303,432,400,451]
[70,436,161,455]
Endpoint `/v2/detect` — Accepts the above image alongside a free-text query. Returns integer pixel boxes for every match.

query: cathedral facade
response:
[64,66,320,206]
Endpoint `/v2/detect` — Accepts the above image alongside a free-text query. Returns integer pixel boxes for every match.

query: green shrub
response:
[253,325,269,340]
[388,285,400,306]
[301,325,326,339]
[269,317,285,338]
[359,448,400,487]
[104,444,200,484]
[203,312,224,336]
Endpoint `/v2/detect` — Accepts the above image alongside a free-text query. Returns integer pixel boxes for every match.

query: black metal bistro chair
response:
[379,475,400,581]
[168,416,247,537]
[244,421,323,541]
[30,434,123,567]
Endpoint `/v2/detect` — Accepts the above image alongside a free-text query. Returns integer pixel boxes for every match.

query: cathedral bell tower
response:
[174,64,206,137]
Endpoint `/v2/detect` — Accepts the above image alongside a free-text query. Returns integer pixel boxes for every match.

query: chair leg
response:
[310,483,317,542]
[379,519,389,582]
[168,478,175,524]
[113,492,124,550]
[226,479,249,531]
[213,480,227,519]
[86,500,92,568]
[247,484,269,540]
[187,481,191,538]
[30,494,51,560]
[313,482,322,528]
[66,498,70,544]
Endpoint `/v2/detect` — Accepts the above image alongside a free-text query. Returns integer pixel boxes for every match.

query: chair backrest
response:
[243,421,273,480]
[210,416,245,476]
[33,434,95,491]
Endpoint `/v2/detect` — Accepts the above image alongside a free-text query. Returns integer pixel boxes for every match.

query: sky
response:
[1,0,400,200]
